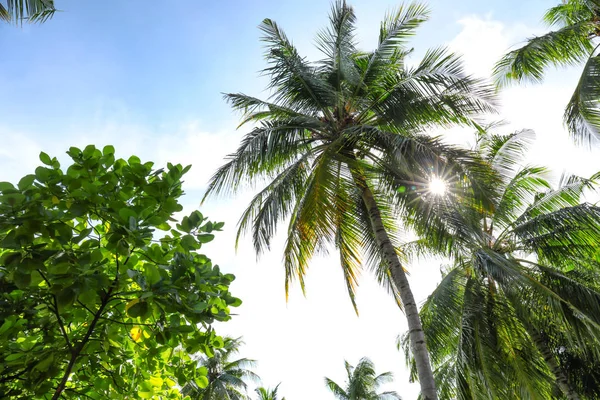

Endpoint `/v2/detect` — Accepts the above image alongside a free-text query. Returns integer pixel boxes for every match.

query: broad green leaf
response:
[127,301,150,319]
[39,151,52,166]
[145,264,161,285]
[197,234,215,244]
[103,145,115,155]
[17,175,35,190]
[0,181,15,191]
[194,376,209,389]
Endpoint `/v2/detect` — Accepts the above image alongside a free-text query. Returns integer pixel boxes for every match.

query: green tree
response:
[203,2,496,398]
[0,0,56,24]
[494,0,600,146]
[0,145,242,399]
[325,357,402,400]
[403,128,600,399]
[255,384,285,400]
[181,337,259,400]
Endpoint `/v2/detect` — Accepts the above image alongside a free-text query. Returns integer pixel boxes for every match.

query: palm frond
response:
[259,18,336,118]
[564,48,600,145]
[0,0,55,24]
[494,21,596,87]
[202,121,312,199]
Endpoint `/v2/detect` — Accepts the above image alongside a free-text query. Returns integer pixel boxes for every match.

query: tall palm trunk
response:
[531,331,580,400]
[353,172,437,400]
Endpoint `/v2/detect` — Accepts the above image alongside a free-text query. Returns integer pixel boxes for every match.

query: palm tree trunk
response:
[353,173,438,400]
[531,331,579,400]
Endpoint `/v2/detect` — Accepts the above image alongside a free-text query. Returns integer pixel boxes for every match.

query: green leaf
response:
[126,301,150,319]
[17,175,36,190]
[34,354,54,371]
[194,376,209,389]
[0,181,16,192]
[56,288,76,310]
[145,264,161,285]
[34,166,52,182]
[5,353,24,361]
[197,234,215,244]
[119,207,137,222]
[78,290,97,305]
[128,155,141,165]
[149,376,163,387]
[39,151,52,166]
[13,271,31,288]
[103,145,115,156]
[180,234,199,251]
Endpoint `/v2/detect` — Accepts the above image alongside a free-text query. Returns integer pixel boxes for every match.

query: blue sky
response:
[1,0,553,134]
[2,1,598,399]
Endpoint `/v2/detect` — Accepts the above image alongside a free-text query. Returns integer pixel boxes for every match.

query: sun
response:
[428,177,447,196]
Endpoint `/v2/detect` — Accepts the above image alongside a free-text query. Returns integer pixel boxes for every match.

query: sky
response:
[2,1,600,399]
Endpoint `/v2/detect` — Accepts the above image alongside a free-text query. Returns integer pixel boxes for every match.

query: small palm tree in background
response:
[0,0,56,24]
[204,2,497,397]
[181,337,259,400]
[325,357,402,400]
[401,127,600,399]
[255,384,285,400]
[494,0,600,146]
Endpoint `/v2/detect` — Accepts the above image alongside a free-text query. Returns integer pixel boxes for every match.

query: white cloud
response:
[449,14,535,79]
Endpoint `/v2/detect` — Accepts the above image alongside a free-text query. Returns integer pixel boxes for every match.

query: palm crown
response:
[404,127,600,399]
[494,0,600,146]
[255,384,285,400]
[325,357,402,400]
[181,337,259,400]
[204,2,497,398]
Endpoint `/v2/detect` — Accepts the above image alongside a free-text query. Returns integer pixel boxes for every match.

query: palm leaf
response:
[494,21,596,87]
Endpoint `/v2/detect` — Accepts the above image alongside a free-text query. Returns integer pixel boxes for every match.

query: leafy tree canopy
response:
[0,145,242,399]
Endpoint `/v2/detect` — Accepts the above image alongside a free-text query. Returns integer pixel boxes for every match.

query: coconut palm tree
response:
[0,0,56,24]
[203,2,497,398]
[494,0,600,146]
[402,128,600,399]
[181,337,259,400]
[255,384,285,400]
[325,357,402,400]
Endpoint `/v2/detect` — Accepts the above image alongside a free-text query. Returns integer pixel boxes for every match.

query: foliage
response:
[204,2,497,397]
[494,0,600,146]
[181,337,259,400]
[325,357,402,400]
[255,384,285,400]
[203,0,496,310]
[0,145,242,399]
[0,0,56,24]
[402,128,600,399]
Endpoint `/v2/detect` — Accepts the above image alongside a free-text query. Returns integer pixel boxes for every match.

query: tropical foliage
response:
[181,337,259,400]
[0,0,56,24]
[255,384,285,400]
[401,128,600,399]
[0,146,241,399]
[494,0,600,146]
[325,357,402,400]
[203,1,497,398]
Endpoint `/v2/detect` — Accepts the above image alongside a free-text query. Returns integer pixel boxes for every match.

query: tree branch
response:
[38,269,73,353]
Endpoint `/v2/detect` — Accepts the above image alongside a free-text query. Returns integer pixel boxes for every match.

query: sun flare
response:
[428,177,447,196]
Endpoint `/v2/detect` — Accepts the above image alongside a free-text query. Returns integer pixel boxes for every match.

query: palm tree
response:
[203,2,497,398]
[181,337,259,400]
[255,384,285,400]
[402,128,600,399]
[0,0,56,24]
[325,357,402,400]
[494,0,600,146]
